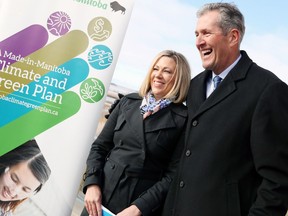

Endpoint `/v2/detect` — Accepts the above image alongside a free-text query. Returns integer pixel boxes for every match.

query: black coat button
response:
[119,140,123,146]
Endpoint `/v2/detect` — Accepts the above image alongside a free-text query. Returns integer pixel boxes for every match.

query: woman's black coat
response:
[83,93,187,215]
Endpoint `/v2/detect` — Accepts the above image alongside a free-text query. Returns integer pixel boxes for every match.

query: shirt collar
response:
[212,54,242,80]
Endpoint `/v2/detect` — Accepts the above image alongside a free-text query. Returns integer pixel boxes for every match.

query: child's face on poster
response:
[0,161,40,201]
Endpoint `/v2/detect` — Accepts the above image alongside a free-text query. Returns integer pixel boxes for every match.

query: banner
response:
[0,0,134,215]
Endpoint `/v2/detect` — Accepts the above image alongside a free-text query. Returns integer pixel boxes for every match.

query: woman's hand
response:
[84,185,102,216]
[116,205,142,216]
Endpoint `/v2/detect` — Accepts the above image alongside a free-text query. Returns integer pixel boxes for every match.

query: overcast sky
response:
[112,0,288,90]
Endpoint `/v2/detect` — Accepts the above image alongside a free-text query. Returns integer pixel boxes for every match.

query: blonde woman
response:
[81,50,191,216]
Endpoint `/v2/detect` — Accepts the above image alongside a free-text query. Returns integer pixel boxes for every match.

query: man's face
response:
[195,11,233,74]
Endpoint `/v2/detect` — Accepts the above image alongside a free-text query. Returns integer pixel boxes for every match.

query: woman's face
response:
[0,161,41,201]
[150,56,176,101]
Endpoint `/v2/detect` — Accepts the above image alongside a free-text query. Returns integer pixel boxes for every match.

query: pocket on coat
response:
[102,158,125,203]
[226,182,241,216]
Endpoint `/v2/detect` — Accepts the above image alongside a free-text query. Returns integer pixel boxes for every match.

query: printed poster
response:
[0,0,134,215]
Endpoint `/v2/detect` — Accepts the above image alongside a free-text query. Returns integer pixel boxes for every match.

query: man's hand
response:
[105,93,124,119]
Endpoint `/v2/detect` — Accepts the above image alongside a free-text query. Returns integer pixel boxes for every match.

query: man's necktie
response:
[213,75,222,89]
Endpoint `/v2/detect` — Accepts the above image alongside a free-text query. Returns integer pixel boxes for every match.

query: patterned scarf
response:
[140,92,172,119]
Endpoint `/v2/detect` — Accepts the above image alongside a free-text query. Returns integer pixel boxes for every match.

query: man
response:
[162,2,288,216]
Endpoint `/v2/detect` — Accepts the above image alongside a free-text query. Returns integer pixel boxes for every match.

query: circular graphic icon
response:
[47,11,71,36]
[88,45,113,70]
[87,17,112,42]
[80,78,105,103]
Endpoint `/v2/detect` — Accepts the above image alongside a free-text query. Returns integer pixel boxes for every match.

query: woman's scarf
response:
[140,92,172,119]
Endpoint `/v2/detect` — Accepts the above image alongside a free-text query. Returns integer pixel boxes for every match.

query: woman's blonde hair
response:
[139,50,191,103]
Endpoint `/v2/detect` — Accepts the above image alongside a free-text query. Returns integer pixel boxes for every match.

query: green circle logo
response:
[80,78,105,103]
